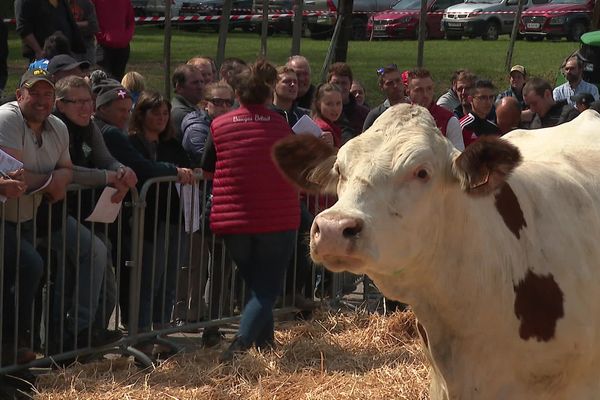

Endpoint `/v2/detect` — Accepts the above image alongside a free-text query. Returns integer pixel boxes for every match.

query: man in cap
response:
[0,69,121,352]
[571,92,595,113]
[497,65,528,110]
[47,54,90,82]
[554,56,599,107]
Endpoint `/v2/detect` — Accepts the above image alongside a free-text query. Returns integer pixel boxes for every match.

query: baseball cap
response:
[47,54,90,75]
[570,92,595,106]
[19,68,54,89]
[509,65,526,76]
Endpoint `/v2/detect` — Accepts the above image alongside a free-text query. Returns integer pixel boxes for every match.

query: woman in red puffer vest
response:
[201,59,300,362]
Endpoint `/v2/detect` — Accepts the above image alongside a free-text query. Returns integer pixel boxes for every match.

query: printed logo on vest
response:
[255,114,271,122]
[233,115,253,123]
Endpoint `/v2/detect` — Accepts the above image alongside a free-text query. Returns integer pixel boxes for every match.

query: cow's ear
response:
[272,134,339,194]
[452,137,522,196]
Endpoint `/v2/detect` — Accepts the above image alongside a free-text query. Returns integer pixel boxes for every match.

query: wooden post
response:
[416,0,427,67]
[163,0,172,99]
[260,0,269,57]
[592,0,600,30]
[216,0,233,70]
[291,0,303,56]
[334,0,354,62]
[505,0,525,72]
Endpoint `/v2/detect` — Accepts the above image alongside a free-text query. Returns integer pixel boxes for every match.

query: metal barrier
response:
[0,176,385,377]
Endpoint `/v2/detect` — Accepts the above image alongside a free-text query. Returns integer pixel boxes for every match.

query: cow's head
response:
[273,104,521,291]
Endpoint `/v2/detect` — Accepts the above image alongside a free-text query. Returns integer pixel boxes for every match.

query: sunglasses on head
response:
[376,64,398,76]
[207,98,234,107]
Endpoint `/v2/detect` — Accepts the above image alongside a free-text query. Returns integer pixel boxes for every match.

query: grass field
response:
[5,26,579,104]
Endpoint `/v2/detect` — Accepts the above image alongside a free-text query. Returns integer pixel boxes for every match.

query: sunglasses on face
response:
[207,98,234,107]
[377,63,398,76]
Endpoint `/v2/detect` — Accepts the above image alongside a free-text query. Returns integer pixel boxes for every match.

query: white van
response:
[441,0,549,40]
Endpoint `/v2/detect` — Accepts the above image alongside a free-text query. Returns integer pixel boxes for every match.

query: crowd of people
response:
[1,0,600,373]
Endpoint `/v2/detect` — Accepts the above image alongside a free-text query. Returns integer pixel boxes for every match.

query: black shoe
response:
[76,328,123,348]
[202,327,223,348]
[218,337,249,363]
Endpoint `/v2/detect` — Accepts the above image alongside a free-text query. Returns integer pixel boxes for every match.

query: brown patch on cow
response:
[514,270,564,342]
[453,136,522,196]
[494,183,527,239]
[417,321,429,349]
[272,134,337,194]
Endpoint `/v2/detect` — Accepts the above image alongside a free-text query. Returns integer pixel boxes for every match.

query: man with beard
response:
[362,64,409,132]
[553,56,599,107]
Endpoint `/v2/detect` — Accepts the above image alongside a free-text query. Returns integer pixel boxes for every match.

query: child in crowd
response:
[121,71,146,106]
[311,83,344,148]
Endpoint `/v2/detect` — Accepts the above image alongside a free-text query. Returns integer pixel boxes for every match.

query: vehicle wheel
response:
[568,21,586,42]
[482,21,499,40]
[351,18,367,40]
[446,33,461,40]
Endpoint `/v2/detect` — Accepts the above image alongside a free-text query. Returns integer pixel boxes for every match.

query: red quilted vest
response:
[210,104,300,235]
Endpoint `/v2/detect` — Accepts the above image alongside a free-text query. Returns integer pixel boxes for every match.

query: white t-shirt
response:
[0,101,71,221]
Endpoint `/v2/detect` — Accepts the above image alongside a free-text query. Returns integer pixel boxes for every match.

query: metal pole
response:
[291,0,303,56]
[416,0,427,67]
[320,12,344,82]
[216,0,233,70]
[260,0,269,57]
[505,0,525,72]
[163,0,172,99]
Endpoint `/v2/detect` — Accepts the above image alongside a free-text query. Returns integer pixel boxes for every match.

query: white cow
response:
[273,104,600,399]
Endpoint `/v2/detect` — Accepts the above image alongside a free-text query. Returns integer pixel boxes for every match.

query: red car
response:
[520,0,595,41]
[367,0,463,39]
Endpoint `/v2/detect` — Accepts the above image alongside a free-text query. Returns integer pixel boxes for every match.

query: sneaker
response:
[84,328,123,348]
[218,337,249,363]
[201,327,223,348]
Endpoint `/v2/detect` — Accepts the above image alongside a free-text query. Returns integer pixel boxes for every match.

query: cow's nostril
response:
[342,219,363,239]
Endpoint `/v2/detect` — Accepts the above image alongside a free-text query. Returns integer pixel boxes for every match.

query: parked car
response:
[519,0,594,42]
[442,0,549,40]
[367,0,464,39]
[249,0,296,35]
[178,0,254,31]
[304,0,398,40]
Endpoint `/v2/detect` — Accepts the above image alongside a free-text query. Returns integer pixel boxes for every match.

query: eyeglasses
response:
[60,98,93,107]
[473,95,496,101]
[207,98,234,107]
[376,64,398,76]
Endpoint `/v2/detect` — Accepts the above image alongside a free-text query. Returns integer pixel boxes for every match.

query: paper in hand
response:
[176,182,200,234]
[85,187,123,224]
[292,115,323,137]
[0,148,24,203]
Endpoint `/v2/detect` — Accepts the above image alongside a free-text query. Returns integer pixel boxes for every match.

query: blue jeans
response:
[139,223,188,331]
[224,230,296,348]
[2,222,44,343]
[49,216,108,335]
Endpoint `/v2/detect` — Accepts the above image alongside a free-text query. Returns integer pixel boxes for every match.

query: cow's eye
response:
[416,169,429,180]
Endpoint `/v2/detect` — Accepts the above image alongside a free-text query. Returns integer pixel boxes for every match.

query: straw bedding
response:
[34,310,430,399]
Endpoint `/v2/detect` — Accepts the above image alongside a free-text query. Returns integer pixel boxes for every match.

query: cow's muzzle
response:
[310,212,365,271]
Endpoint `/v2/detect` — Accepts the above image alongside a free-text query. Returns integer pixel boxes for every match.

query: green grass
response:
[5,25,579,104]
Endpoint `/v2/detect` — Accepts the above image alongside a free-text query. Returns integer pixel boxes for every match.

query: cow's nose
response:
[311,213,364,255]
